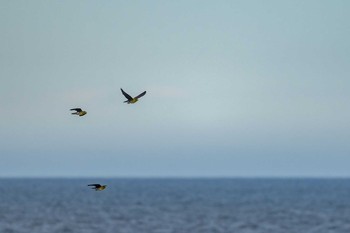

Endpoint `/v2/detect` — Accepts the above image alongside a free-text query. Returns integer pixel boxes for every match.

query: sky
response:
[0,0,349,177]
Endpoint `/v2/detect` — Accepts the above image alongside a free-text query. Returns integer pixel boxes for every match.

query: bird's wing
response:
[135,91,146,99]
[70,108,82,112]
[88,184,101,188]
[120,88,133,101]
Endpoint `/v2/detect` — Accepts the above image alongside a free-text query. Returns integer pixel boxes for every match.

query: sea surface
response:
[0,178,349,233]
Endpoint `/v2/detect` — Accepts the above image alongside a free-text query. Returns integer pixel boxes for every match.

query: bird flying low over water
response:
[121,88,146,104]
[70,108,87,116]
[88,184,107,191]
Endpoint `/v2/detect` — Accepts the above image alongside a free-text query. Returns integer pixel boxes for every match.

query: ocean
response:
[0,178,349,233]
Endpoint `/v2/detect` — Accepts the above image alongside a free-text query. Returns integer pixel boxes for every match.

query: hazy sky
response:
[1,0,349,177]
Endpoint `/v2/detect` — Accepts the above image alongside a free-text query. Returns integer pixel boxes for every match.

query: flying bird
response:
[87,184,107,191]
[121,88,146,104]
[70,108,87,116]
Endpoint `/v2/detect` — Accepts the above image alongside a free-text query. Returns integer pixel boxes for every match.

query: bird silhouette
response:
[87,184,107,191]
[121,88,146,104]
[70,108,87,116]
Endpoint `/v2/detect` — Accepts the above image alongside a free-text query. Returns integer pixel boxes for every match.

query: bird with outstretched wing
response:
[121,88,146,104]
[87,184,107,191]
[70,108,87,116]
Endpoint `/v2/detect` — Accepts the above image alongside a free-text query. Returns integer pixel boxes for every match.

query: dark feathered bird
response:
[87,184,107,191]
[121,88,146,104]
[70,108,87,116]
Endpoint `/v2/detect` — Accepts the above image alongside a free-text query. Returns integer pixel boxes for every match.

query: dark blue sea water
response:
[0,178,349,233]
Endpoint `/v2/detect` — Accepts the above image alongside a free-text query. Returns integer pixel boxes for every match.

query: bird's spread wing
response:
[88,184,101,188]
[70,108,82,112]
[135,91,146,99]
[120,88,133,101]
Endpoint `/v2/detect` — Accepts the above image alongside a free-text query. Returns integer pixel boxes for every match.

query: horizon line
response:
[1,175,349,179]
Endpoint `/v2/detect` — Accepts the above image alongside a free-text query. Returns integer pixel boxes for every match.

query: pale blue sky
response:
[1,0,349,177]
